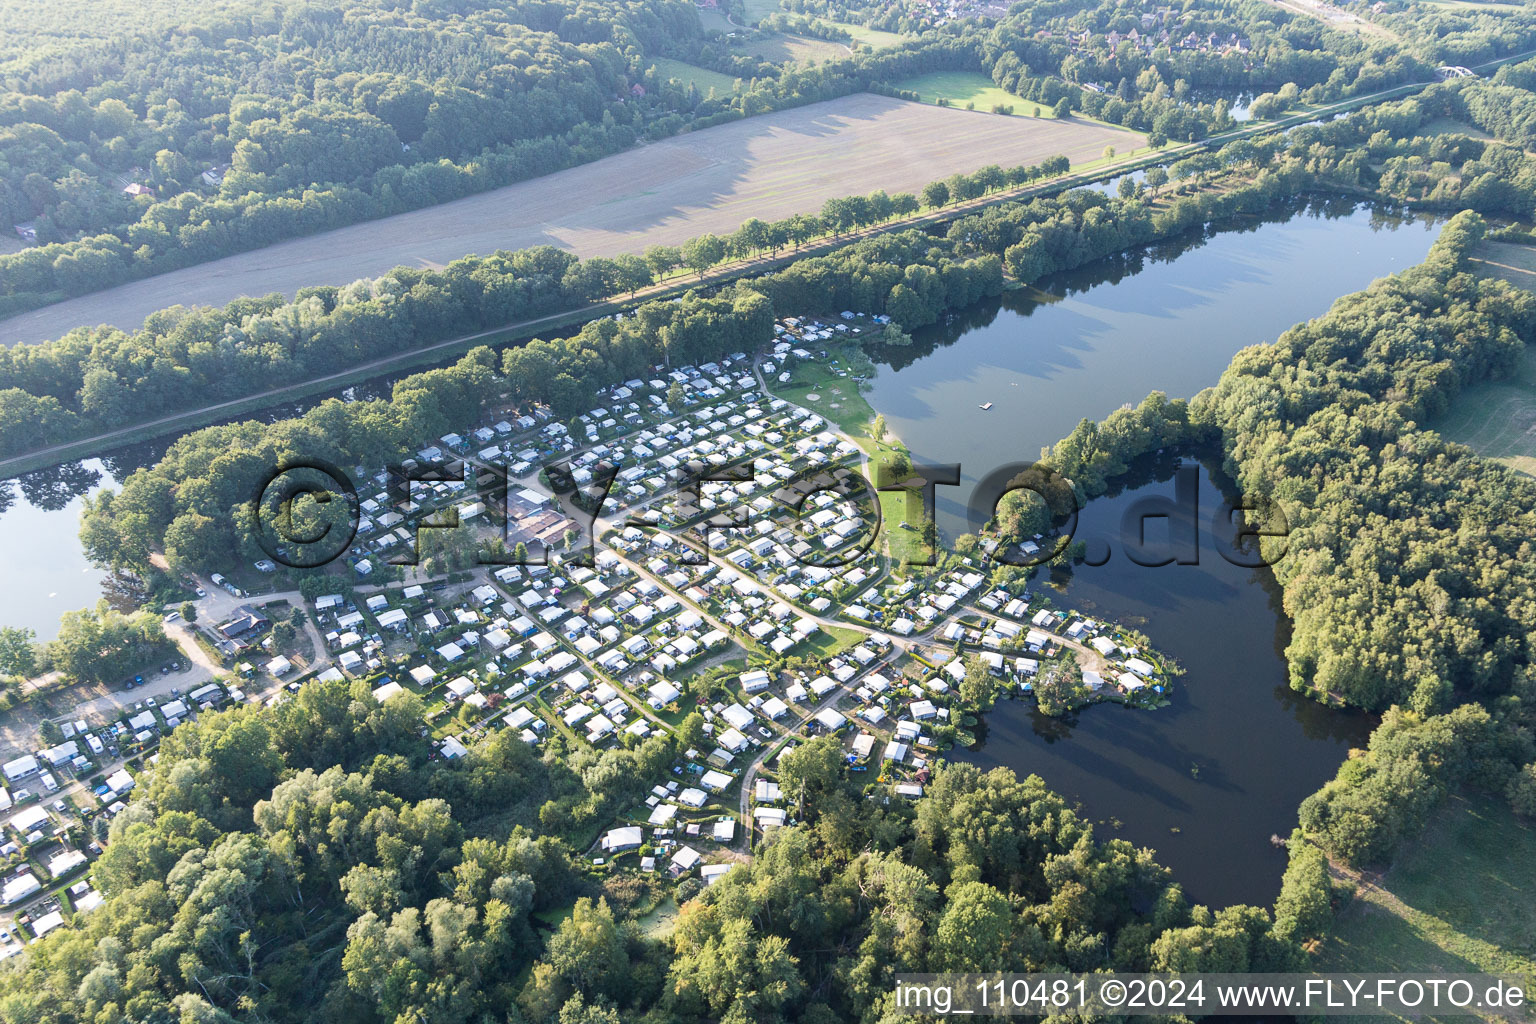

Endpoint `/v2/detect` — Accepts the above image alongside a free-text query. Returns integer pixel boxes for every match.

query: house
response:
[601,826,644,852]
[7,806,49,836]
[47,850,86,878]
[739,669,771,693]
[669,846,701,873]
[1,874,39,905]
[720,704,754,731]
[266,655,293,676]
[699,769,732,791]
[813,708,846,731]
[1,756,37,783]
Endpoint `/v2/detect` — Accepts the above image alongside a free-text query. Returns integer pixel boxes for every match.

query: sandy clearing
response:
[0,93,1138,346]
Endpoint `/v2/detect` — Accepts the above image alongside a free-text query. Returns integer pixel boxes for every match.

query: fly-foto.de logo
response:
[250,457,1289,571]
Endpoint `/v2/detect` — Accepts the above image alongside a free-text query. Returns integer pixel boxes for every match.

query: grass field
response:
[649,57,739,97]
[1469,239,1536,289]
[1438,242,1536,475]
[736,33,849,64]
[1320,793,1536,1016]
[742,0,782,24]
[1417,115,1496,140]
[6,94,1137,346]
[1435,342,1536,476]
[895,71,1050,117]
[827,21,908,48]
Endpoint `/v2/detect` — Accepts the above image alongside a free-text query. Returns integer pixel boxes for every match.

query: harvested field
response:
[1,93,1141,345]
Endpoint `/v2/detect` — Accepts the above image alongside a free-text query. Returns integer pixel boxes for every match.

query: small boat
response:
[979,402,993,410]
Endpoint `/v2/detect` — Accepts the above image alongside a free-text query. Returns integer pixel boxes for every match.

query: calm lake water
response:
[956,456,1374,909]
[859,199,1430,907]
[867,199,1443,539]
[0,461,121,640]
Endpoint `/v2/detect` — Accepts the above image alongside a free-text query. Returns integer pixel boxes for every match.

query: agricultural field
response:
[895,71,1050,116]
[5,94,1139,345]
[1320,794,1536,1000]
[648,57,740,97]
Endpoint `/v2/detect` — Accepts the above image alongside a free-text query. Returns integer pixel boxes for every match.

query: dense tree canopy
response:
[0,686,1301,1022]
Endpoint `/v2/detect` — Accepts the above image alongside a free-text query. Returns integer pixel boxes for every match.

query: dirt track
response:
[0,94,1138,346]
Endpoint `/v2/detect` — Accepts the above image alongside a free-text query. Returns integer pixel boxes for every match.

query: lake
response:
[956,456,1374,910]
[859,199,1432,907]
[0,461,120,641]
[866,199,1443,539]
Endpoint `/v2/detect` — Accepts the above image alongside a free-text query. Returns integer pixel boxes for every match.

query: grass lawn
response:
[881,489,930,564]
[1434,310,1536,477]
[695,6,737,33]
[770,341,929,561]
[826,20,908,48]
[735,32,848,64]
[1320,793,1536,999]
[649,57,739,96]
[894,71,1046,117]
[533,901,578,931]
[1417,115,1496,140]
[797,624,867,658]
[742,0,781,24]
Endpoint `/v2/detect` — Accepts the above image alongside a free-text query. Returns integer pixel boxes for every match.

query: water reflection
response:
[864,200,1441,540]
[959,457,1374,909]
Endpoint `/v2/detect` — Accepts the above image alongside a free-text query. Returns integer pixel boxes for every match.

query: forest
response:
[0,677,1312,1023]
[4,0,1535,316]
[11,60,1536,464]
[65,70,1536,595]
